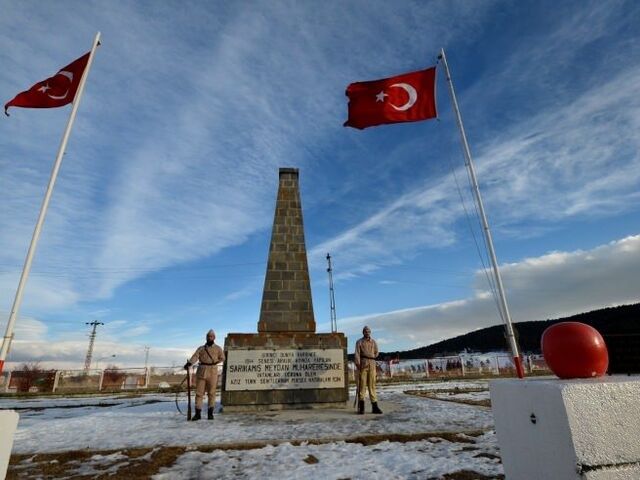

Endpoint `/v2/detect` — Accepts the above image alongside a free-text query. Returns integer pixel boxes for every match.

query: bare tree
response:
[14,362,55,393]
[102,364,126,389]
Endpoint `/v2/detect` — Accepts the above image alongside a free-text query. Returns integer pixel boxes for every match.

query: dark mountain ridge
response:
[373,303,640,373]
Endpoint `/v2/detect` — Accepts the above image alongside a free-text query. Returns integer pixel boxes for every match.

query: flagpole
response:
[438,48,525,378]
[0,32,101,374]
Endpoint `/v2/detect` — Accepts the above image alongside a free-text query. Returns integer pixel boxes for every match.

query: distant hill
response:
[373,303,640,373]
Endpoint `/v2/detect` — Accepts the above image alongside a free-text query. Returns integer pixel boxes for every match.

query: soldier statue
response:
[185,329,225,420]
[354,325,383,415]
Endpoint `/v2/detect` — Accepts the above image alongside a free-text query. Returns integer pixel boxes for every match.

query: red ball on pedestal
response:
[541,322,609,379]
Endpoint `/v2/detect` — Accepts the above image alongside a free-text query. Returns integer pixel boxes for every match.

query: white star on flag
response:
[375,91,388,102]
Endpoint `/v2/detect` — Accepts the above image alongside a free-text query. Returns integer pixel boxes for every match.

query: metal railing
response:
[348,353,549,380]
[2,355,547,393]
[1,365,223,394]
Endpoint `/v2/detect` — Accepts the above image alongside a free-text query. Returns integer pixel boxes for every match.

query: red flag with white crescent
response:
[4,52,90,116]
[344,67,437,129]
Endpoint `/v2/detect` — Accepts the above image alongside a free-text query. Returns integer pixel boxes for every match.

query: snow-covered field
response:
[155,433,502,480]
[3,380,503,479]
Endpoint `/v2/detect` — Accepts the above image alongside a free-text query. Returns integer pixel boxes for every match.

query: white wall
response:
[490,377,640,480]
[0,410,19,479]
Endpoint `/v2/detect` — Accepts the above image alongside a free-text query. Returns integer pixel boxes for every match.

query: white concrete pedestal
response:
[0,410,19,478]
[490,377,640,480]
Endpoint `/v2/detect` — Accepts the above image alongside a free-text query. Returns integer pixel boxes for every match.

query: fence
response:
[347,353,550,380]
[4,369,57,393]
[2,355,547,393]
[1,365,223,394]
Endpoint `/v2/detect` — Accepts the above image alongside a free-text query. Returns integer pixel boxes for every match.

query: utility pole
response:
[144,346,150,370]
[84,321,104,373]
[326,253,337,333]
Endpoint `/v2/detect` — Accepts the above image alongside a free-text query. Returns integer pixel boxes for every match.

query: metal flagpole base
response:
[513,356,525,379]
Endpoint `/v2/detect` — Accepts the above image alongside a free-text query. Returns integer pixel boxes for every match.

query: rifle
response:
[353,366,360,408]
[186,367,192,421]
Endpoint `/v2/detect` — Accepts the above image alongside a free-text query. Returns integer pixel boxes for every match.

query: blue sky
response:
[1,1,640,368]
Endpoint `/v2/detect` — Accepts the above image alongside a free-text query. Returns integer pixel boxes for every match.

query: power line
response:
[0,260,264,274]
[17,272,264,281]
[444,135,504,323]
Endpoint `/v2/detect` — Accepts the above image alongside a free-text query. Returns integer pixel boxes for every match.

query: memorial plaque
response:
[225,349,345,391]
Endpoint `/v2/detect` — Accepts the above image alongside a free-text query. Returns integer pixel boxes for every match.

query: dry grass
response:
[7,447,186,479]
[440,470,504,479]
[8,429,488,479]
[404,388,492,408]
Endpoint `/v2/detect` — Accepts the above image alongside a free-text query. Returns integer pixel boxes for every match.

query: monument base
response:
[490,377,640,480]
[222,332,348,412]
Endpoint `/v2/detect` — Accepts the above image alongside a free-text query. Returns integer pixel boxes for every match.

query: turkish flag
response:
[4,52,90,116]
[344,67,437,129]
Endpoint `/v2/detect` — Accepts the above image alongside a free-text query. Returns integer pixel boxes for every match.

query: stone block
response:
[490,377,640,480]
[265,271,281,281]
[260,311,282,322]
[263,291,278,301]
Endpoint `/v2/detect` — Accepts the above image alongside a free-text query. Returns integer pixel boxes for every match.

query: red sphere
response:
[541,322,608,379]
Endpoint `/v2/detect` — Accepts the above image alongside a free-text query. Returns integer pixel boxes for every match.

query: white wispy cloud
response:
[0,1,494,313]
[339,234,640,350]
[310,2,640,278]
[2,314,192,370]
[5,338,191,371]
[2,1,639,363]
[8,233,638,367]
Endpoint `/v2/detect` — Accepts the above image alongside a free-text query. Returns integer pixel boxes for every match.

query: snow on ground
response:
[64,451,131,477]
[0,382,493,453]
[0,392,187,409]
[386,380,489,392]
[154,433,502,480]
[4,380,504,479]
[3,381,495,454]
[430,391,491,403]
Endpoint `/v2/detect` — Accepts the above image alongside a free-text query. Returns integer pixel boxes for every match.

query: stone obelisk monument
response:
[222,168,348,411]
